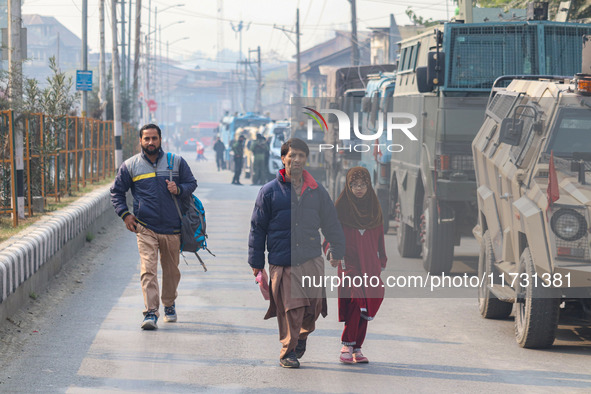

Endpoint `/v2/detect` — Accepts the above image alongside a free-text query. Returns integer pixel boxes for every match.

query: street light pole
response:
[82,0,88,116]
[112,0,123,167]
[8,0,23,222]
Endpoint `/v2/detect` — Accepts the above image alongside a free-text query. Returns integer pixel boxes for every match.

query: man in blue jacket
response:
[111,124,197,330]
[248,138,345,368]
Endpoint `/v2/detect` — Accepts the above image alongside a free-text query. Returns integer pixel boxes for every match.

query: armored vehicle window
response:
[509,105,541,167]
[447,26,537,89]
[399,43,420,72]
[547,108,591,157]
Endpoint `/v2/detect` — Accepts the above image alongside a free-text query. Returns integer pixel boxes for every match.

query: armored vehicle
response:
[472,69,591,348]
[386,21,591,275]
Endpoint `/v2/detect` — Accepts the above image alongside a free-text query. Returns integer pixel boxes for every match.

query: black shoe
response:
[295,339,307,359]
[279,351,300,368]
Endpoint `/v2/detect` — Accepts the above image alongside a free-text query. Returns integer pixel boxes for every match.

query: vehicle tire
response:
[396,190,421,258]
[377,187,390,234]
[478,231,513,319]
[514,247,560,349]
[421,196,455,274]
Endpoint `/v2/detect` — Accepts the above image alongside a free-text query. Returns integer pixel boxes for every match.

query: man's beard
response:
[142,144,160,155]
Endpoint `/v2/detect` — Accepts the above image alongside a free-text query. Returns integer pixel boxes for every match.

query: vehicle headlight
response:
[550,208,587,241]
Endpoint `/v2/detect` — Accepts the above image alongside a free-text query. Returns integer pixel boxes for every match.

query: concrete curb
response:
[0,185,118,322]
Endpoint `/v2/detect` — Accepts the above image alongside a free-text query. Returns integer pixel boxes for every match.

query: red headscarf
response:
[335,167,383,230]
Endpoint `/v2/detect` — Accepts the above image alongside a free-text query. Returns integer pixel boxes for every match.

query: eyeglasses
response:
[350,183,367,190]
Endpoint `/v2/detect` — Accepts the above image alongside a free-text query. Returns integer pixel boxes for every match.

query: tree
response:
[406,7,441,27]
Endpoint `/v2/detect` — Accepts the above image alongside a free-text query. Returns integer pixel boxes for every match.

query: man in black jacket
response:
[231,135,246,185]
[248,138,345,368]
[213,136,226,171]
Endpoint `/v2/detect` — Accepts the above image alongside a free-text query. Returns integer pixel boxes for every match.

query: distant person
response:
[196,141,207,161]
[328,167,387,364]
[251,133,269,185]
[248,138,345,368]
[213,136,226,171]
[231,135,246,185]
[110,123,197,330]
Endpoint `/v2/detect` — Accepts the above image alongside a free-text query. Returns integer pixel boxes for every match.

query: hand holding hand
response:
[329,259,340,268]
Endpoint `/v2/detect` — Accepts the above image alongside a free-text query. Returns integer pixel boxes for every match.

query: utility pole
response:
[133,0,141,124]
[349,0,359,66]
[296,8,301,96]
[146,0,152,116]
[257,46,261,113]
[273,9,301,96]
[231,21,249,112]
[217,0,224,61]
[112,0,123,167]
[243,56,247,112]
[127,0,132,91]
[8,0,23,221]
[82,0,88,116]
[121,0,126,97]
[99,0,107,120]
[248,46,262,113]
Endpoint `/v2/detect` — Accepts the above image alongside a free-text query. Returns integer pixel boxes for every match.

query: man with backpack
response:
[110,123,197,330]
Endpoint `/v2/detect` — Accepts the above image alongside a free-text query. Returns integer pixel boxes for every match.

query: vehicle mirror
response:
[427,51,445,86]
[361,97,371,112]
[416,67,433,93]
[499,118,523,146]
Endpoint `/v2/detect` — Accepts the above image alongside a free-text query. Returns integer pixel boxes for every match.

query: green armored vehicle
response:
[387,21,591,275]
[472,64,591,347]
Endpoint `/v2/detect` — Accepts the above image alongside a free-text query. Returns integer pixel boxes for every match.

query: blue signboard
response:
[76,70,93,91]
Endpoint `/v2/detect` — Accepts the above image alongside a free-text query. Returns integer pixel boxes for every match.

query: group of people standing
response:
[111,124,387,368]
[213,133,270,185]
[248,137,387,368]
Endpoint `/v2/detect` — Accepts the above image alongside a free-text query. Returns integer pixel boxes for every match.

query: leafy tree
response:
[406,7,442,27]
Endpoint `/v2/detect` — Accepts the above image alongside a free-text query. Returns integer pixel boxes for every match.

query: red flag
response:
[547,150,559,209]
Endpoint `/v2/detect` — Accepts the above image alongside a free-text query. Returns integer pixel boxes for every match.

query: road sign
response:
[76,70,93,91]
[147,99,158,112]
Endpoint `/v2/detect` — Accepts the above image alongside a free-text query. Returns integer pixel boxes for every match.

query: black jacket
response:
[248,169,345,269]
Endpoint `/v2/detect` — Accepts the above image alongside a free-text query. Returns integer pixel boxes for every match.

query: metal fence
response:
[0,111,137,227]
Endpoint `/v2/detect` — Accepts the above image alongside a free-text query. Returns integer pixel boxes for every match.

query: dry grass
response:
[0,178,113,243]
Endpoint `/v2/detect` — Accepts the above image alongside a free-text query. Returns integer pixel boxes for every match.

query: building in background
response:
[22,14,81,83]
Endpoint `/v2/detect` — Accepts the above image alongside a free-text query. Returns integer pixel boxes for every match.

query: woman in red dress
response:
[331,167,387,364]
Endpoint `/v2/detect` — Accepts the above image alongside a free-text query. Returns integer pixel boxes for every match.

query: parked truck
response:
[378,21,591,274]
[319,65,396,200]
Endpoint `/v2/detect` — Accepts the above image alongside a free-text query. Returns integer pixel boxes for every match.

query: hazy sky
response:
[22,0,451,62]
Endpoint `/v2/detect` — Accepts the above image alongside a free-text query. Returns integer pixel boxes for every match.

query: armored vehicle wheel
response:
[421,196,454,274]
[396,191,421,257]
[514,247,560,349]
[478,231,513,319]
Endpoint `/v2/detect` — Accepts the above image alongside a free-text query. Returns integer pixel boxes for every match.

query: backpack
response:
[166,152,215,271]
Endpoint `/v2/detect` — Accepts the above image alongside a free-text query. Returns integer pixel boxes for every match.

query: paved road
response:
[1,155,590,393]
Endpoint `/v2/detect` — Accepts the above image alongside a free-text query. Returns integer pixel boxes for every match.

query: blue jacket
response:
[248,169,345,269]
[110,149,197,235]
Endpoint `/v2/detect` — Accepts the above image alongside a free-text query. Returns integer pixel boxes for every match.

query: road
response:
[0,155,590,393]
